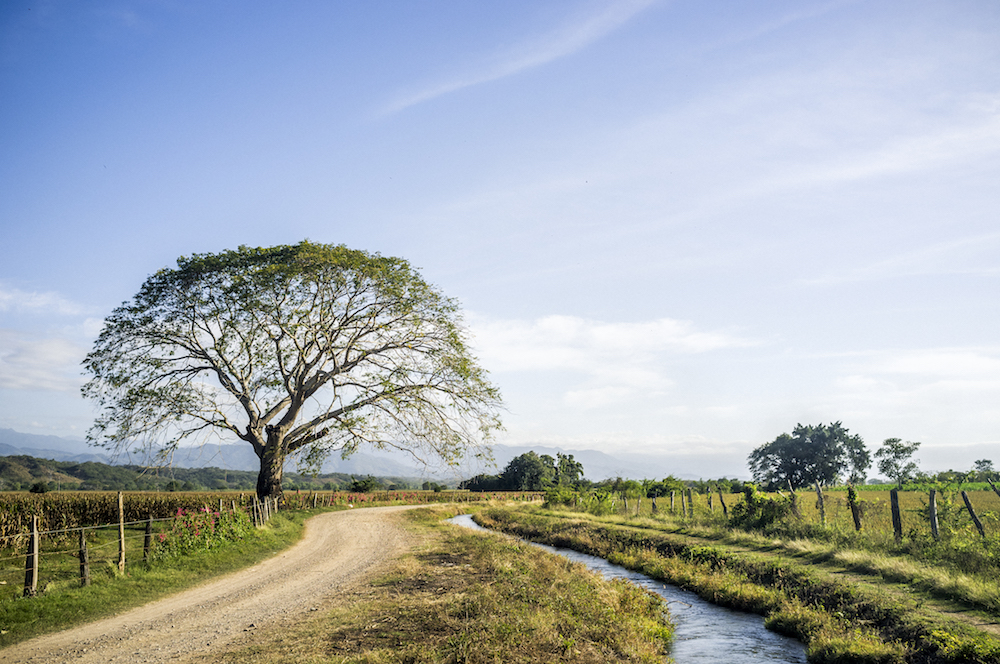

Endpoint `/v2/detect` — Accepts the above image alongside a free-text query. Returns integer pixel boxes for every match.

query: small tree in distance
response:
[82,241,503,500]
[875,438,921,488]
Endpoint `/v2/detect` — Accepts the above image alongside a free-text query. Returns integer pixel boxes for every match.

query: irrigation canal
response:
[447,514,807,664]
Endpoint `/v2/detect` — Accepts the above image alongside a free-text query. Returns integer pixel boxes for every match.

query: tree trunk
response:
[256,443,285,501]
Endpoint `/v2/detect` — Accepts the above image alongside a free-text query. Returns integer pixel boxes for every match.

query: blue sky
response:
[1,0,998,478]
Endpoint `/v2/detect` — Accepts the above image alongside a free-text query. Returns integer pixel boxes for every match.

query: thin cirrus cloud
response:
[381,0,657,115]
[802,232,1000,286]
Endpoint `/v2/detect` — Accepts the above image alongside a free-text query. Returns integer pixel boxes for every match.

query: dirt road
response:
[1,506,418,664]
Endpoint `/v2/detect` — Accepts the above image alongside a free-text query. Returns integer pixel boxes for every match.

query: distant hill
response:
[0,427,739,485]
[0,454,426,492]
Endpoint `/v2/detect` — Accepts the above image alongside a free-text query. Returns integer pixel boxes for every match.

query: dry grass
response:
[210,506,673,664]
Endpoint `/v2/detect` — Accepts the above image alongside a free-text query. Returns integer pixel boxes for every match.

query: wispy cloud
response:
[0,329,87,392]
[382,0,656,115]
[468,314,755,406]
[804,232,1000,285]
[0,284,92,316]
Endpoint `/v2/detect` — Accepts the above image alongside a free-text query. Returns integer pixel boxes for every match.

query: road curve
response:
[1,506,418,664]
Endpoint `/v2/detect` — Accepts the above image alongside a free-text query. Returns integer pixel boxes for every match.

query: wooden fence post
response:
[144,516,153,561]
[787,481,800,519]
[988,478,1000,500]
[670,491,675,514]
[848,486,862,532]
[718,489,728,518]
[961,491,986,538]
[79,528,90,587]
[814,482,826,526]
[118,491,126,573]
[651,495,658,513]
[687,488,695,518]
[928,489,940,541]
[708,493,714,512]
[890,489,902,544]
[23,515,39,597]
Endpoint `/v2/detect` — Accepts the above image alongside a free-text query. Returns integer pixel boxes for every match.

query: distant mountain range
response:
[0,428,743,482]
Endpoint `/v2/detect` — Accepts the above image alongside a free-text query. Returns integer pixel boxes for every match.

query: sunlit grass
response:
[211,506,674,664]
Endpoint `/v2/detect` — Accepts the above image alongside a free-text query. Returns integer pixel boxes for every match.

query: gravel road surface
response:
[1,506,417,664]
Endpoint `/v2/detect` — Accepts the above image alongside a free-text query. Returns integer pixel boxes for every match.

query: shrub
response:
[729,484,792,530]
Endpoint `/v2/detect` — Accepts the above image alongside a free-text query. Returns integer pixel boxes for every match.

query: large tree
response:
[82,241,503,499]
[747,422,870,490]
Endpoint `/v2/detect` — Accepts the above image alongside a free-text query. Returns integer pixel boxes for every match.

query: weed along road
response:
[1,506,417,664]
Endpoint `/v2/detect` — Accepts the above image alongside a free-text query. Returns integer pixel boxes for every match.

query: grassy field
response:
[479,501,1000,664]
[207,506,673,664]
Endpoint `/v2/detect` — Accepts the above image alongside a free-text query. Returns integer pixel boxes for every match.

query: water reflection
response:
[447,514,807,664]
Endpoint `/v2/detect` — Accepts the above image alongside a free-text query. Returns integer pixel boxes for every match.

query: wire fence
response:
[0,489,542,599]
[4,492,280,598]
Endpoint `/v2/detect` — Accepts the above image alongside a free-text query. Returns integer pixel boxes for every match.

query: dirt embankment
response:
[1,506,418,664]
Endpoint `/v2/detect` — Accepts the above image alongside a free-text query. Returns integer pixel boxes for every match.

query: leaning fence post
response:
[890,488,903,544]
[961,491,986,538]
[23,515,39,597]
[118,491,126,572]
[718,489,728,518]
[79,528,90,587]
[787,481,800,519]
[987,478,1000,500]
[814,482,826,526]
[848,486,862,531]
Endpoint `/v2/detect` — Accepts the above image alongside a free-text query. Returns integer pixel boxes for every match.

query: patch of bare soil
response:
[0,506,418,664]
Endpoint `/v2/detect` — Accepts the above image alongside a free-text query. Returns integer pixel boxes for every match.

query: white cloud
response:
[0,284,92,316]
[470,314,753,372]
[0,329,87,391]
[468,314,754,408]
[382,0,656,114]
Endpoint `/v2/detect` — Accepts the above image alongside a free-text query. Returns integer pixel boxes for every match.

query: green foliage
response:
[28,481,48,493]
[729,484,793,530]
[543,486,578,507]
[748,422,870,489]
[876,438,922,488]
[348,475,382,493]
[499,451,556,491]
[155,507,254,558]
[82,241,503,500]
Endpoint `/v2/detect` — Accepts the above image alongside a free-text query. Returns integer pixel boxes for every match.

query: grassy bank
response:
[0,509,308,647]
[476,505,1000,664]
[210,505,674,664]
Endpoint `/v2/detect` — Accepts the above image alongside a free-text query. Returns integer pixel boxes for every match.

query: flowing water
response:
[447,514,807,664]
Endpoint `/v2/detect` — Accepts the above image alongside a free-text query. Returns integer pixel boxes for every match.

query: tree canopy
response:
[82,241,503,499]
[460,451,586,491]
[875,438,921,488]
[747,422,870,490]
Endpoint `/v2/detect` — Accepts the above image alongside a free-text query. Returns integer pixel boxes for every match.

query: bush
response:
[729,484,792,530]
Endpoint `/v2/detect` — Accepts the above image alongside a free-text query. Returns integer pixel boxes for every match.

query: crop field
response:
[0,489,543,600]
